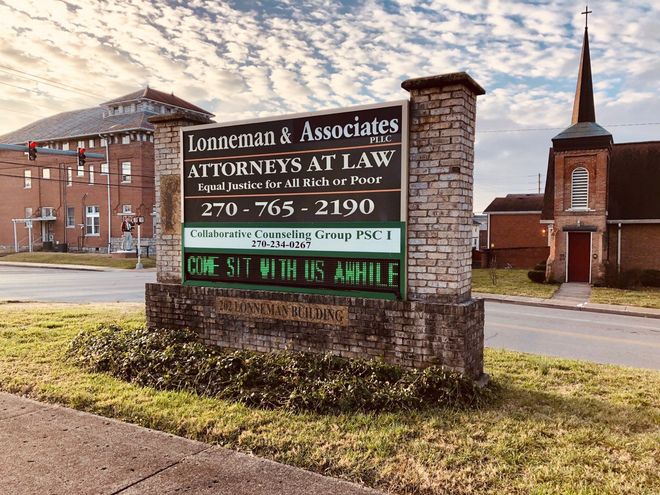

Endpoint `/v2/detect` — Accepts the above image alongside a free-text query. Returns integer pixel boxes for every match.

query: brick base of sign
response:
[145,283,485,379]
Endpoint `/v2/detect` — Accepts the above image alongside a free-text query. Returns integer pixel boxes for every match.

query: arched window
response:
[571,167,589,209]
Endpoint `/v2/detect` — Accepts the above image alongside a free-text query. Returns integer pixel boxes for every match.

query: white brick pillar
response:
[402,73,485,303]
[150,113,212,283]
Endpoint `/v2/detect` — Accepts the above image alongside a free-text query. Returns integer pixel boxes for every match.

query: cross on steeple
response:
[581,5,592,28]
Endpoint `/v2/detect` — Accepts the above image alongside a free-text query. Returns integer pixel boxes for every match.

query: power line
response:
[478,122,660,133]
[0,157,158,180]
[0,65,102,99]
[0,169,154,190]
[0,79,44,95]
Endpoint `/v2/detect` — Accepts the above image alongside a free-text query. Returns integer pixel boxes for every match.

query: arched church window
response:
[571,167,589,209]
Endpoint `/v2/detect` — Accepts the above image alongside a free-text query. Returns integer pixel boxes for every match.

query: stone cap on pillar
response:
[401,72,486,96]
[148,111,214,126]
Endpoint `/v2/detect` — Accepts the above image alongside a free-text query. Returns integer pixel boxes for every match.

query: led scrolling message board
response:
[181,101,408,299]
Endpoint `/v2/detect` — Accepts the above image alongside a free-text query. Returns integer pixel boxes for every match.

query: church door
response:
[567,232,591,283]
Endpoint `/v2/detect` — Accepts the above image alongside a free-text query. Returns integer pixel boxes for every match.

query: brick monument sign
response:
[146,72,486,380]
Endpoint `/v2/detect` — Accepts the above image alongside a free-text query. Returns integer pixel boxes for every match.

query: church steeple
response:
[571,27,596,124]
[552,7,612,150]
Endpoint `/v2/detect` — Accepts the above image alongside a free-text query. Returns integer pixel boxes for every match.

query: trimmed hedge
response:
[67,325,488,413]
[527,270,545,283]
[640,269,660,288]
[601,265,660,289]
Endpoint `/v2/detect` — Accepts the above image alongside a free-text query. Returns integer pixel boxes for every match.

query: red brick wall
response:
[488,247,549,269]
[607,224,660,271]
[0,138,154,251]
[488,213,547,249]
[548,149,610,283]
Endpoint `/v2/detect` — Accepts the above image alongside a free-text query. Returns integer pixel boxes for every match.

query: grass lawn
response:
[472,268,558,298]
[0,252,155,269]
[591,287,660,310]
[0,304,658,494]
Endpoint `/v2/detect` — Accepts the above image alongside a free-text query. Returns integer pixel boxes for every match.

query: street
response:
[485,301,660,370]
[0,265,156,303]
[1,265,658,370]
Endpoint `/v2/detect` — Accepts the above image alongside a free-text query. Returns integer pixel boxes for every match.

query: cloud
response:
[0,0,658,212]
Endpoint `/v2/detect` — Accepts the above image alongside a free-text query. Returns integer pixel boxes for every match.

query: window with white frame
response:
[121,135,130,145]
[121,162,131,182]
[122,204,132,214]
[77,164,84,177]
[85,205,100,235]
[77,140,85,149]
[24,170,32,188]
[101,162,109,175]
[24,207,32,227]
[42,168,50,180]
[571,167,589,210]
[62,142,69,151]
[88,138,95,148]
[67,167,73,186]
[89,165,94,184]
[66,207,75,228]
[100,138,107,147]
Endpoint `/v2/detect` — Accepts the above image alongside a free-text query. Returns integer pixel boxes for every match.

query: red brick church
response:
[542,25,660,283]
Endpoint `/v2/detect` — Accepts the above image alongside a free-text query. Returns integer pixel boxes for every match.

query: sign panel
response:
[215,298,349,326]
[182,101,408,299]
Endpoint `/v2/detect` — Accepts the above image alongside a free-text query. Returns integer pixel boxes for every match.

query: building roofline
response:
[606,219,660,224]
[485,210,542,215]
[104,97,214,117]
[613,140,660,147]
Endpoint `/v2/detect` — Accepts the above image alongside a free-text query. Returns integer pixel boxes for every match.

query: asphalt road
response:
[0,265,156,303]
[485,301,660,370]
[1,265,658,369]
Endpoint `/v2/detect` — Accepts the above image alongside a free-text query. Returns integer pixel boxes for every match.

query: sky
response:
[0,0,658,212]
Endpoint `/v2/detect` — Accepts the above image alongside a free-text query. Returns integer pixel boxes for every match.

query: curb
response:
[0,261,123,272]
[474,293,660,320]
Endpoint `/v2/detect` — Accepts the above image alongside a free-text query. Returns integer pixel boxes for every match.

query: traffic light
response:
[28,141,37,161]
[77,147,86,167]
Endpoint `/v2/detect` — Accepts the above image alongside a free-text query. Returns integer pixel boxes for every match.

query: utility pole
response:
[134,215,145,269]
[538,173,541,194]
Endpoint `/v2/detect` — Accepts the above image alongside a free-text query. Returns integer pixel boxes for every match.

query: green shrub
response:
[533,261,547,271]
[601,263,645,289]
[527,270,545,283]
[67,325,488,414]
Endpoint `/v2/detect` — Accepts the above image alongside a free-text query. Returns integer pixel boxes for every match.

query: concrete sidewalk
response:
[551,282,592,304]
[0,392,380,495]
[474,291,660,319]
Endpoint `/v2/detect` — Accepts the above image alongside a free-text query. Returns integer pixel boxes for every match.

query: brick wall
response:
[147,74,486,380]
[0,141,154,252]
[402,73,484,303]
[548,148,609,282]
[146,283,484,378]
[489,213,547,249]
[489,247,550,269]
[485,212,549,268]
[150,113,211,282]
[608,223,660,271]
